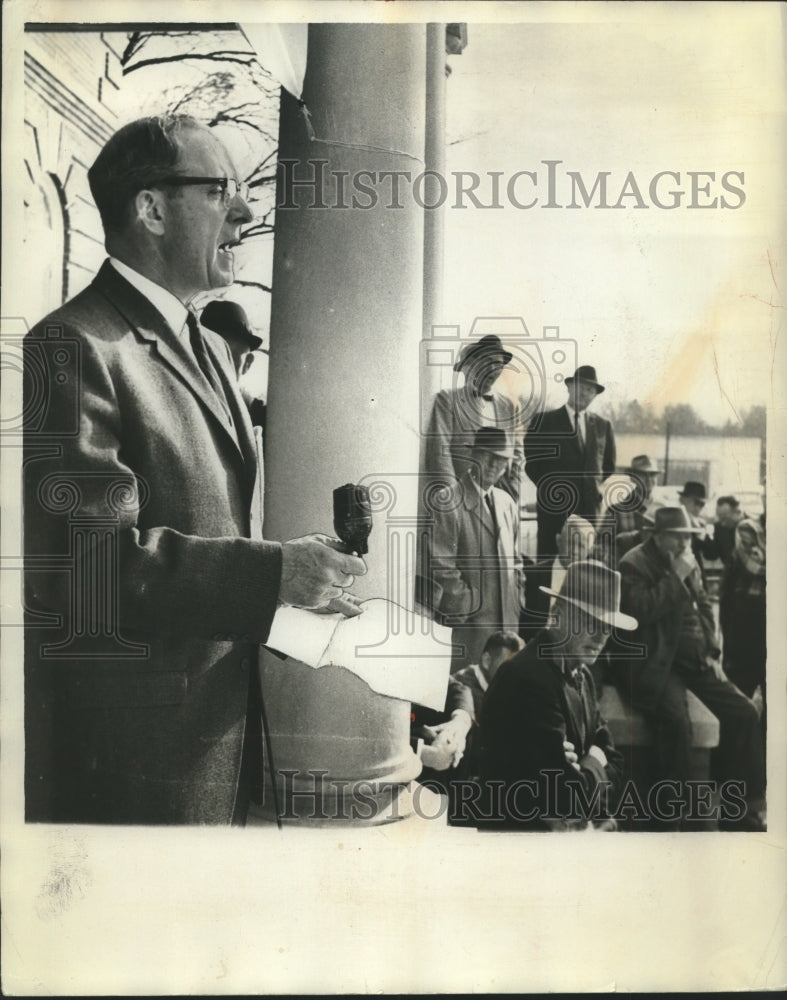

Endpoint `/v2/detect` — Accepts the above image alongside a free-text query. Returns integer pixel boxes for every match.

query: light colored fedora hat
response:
[540,558,638,630]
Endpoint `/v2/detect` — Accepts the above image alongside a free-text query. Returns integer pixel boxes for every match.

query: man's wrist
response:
[450,709,473,735]
[587,744,608,768]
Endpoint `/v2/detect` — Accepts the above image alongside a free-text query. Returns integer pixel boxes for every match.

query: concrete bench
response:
[598,684,720,829]
[599,684,719,749]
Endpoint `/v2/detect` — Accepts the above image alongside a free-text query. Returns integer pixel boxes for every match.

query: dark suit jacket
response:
[524,404,615,550]
[619,537,719,713]
[478,630,623,828]
[24,261,282,824]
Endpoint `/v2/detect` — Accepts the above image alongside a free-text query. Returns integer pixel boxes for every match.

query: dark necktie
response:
[484,490,497,534]
[575,411,585,449]
[186,311,232,423]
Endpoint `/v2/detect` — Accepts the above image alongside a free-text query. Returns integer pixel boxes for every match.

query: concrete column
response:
[256,24,429,824]
[422,23,447,340]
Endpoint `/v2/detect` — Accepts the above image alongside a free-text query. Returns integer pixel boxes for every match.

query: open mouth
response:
[218,238,240,258]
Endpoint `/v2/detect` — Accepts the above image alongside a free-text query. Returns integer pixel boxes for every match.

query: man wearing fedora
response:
[478,560,637,830]
[619,507,765,830]
[617,455,660,533]
[612,454,661,563]
[201,298,267,428]
[423,334,523,505]
[678,481,716,586]
[521,514,597,643]
[524,365,616,562]
[419,426,524,672]
[200,298,263,379]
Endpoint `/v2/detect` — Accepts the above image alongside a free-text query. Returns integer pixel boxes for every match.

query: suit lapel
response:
[202,331,258,485]
[583,413,598,470]
[460,474,496,544]
[558,669,586,751]
[92,262,251,474]
[559,405,583,461]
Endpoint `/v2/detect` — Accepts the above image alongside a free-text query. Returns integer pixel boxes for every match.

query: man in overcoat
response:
[24,114,365,825]
[423,334,523,504]
[619,506,766,829]
[524,364,616,561]
[419,426,524,672]
[477,560,637,830]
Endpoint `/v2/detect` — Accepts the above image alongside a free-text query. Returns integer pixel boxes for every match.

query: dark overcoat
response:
[478,629,623,828]
[618,536,718,712]
[524,404,616,554]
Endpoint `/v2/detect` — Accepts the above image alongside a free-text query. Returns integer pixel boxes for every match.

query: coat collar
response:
[91,260,257,485]
[459,471,501,539]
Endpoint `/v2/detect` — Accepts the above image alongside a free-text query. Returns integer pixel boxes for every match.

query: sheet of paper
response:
[267,599,453,710]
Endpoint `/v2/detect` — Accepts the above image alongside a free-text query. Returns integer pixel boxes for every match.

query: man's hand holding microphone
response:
[280,534,367,617]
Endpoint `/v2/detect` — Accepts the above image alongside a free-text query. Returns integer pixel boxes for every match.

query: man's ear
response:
[134,188,167,235]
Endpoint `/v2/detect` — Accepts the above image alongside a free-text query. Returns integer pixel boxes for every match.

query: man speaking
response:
[23,115,365,825]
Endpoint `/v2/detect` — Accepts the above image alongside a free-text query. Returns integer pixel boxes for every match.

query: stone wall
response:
[23,31,122,322]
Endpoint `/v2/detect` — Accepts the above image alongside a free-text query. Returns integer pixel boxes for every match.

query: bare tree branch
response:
[233,279,272,292]
[240,220,275,240]
[121,30,209,67]
[124,51,257,75]
[207,101,262,126]
[121,32,145,66]
[248,172,277,189]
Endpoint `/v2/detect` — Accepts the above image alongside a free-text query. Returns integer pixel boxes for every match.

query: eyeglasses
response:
[156,176,251,205]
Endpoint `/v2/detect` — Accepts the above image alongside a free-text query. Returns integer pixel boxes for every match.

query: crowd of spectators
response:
[416,337,767,832]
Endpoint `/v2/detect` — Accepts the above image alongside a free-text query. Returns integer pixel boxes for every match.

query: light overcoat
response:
[24,261,282,823]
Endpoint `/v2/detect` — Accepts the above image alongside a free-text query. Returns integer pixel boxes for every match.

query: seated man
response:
[521,515,596,643]
[619,507,766,830]
[417,629,525,772]
[709,494,743,568]
[477,560,637,830]
[678,481,715,586]
[547,515,597,607]
[719,517,766,742]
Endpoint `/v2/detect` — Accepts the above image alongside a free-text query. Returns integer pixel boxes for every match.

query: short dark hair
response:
[87,114,203,234]
[481,630,521,659]
[716,495,740,509]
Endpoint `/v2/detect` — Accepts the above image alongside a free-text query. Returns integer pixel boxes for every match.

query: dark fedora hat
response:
[679,481,707,502]
[565,365,605,394]
[471,426,514,458]
[540,559,637,630]
[200,300,263,350]
[453,335,513,372]
[651,506,704,534]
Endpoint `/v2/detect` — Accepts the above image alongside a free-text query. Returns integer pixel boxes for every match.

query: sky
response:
[440,9,784,424]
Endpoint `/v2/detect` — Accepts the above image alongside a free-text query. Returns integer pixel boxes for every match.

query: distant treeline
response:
[595,401,766,439]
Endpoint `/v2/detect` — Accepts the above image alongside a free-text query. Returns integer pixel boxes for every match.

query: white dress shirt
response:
[109,257,189,339]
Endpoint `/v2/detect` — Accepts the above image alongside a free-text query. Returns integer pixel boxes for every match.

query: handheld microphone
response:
[333,484,372,556]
